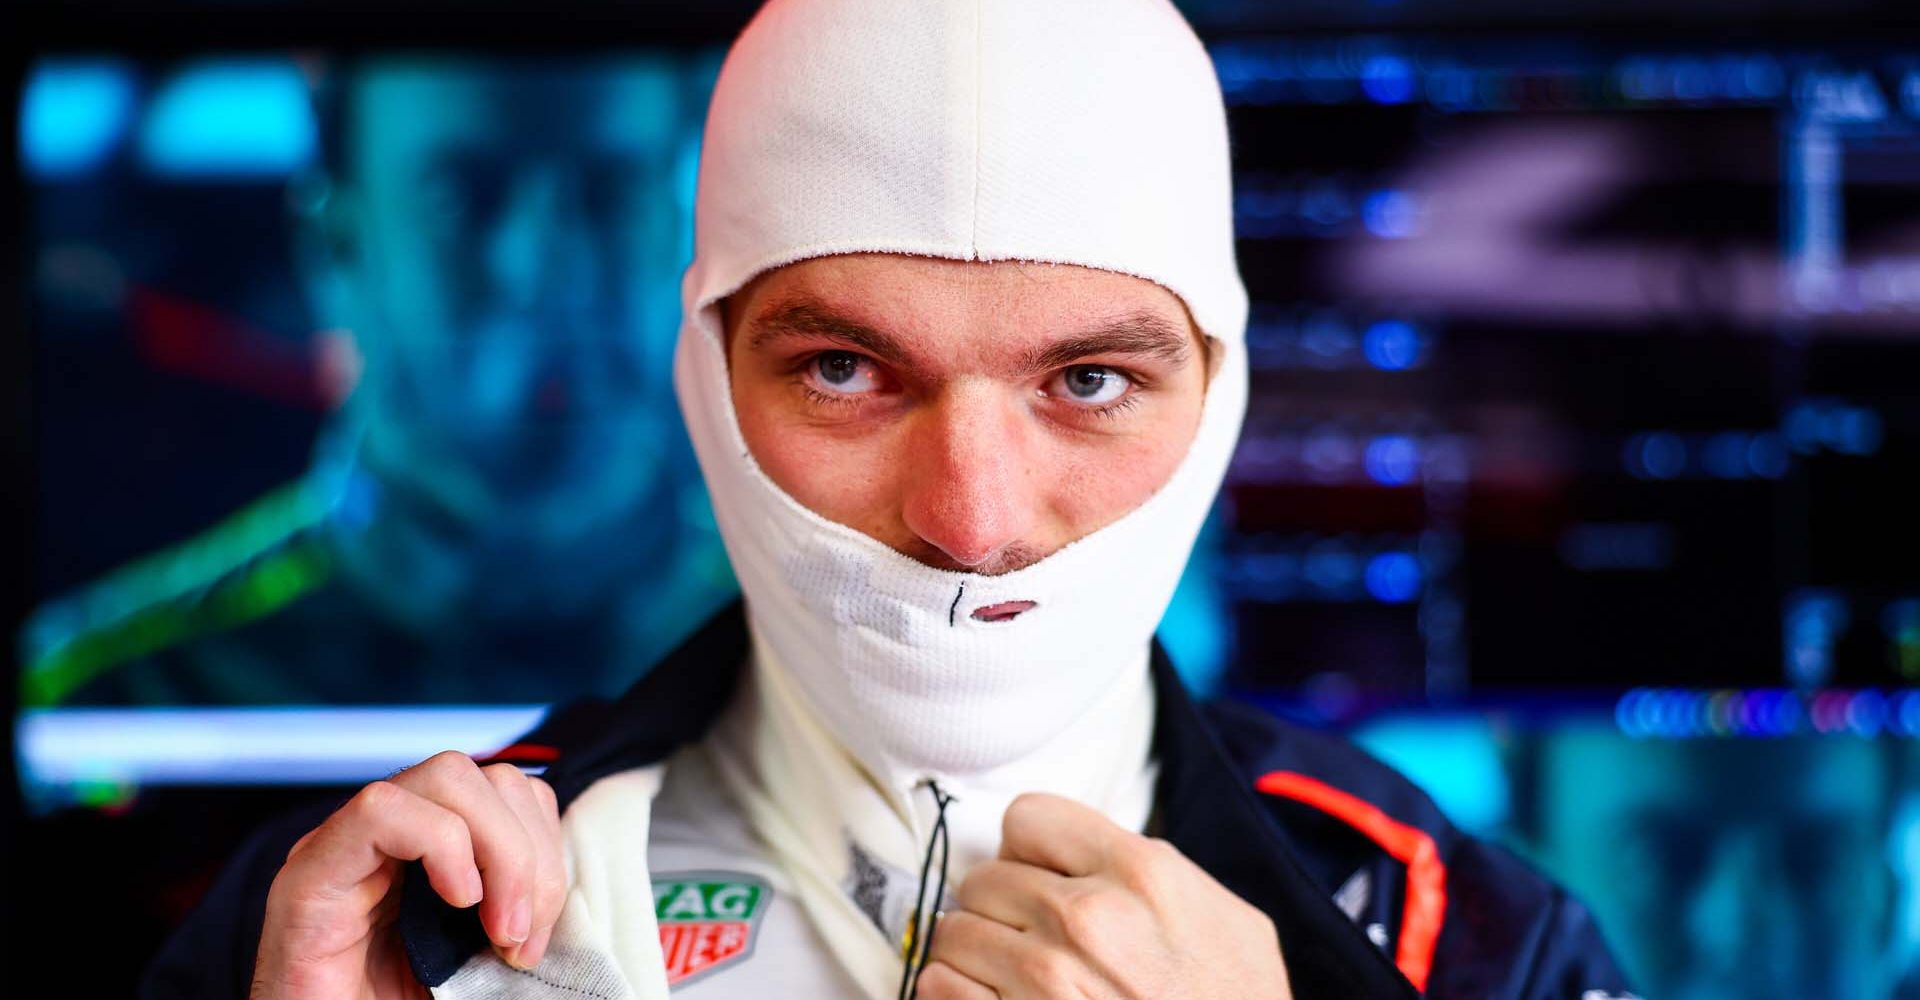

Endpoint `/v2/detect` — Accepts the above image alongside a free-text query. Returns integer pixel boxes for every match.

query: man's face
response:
[721,253,1211,575]
[329,58,689,534]
[1535,728,1896,1000]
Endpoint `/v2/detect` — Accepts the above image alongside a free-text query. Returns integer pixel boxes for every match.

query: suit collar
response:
[1149,640,1418,999]
[406,598,1414,998]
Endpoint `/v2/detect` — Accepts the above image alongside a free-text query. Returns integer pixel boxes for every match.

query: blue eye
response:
[810,351,881,394]
[1050,365,1130,405]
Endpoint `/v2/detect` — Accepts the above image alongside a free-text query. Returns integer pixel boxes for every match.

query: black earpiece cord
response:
[897,780,955,1000]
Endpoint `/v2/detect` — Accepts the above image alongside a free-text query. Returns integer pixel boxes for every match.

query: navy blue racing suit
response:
[144,599,1636,999]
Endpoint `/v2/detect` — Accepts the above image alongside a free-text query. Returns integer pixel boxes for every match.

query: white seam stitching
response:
[969,0,983,259]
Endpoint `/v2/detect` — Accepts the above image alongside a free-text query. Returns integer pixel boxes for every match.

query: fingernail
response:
[508,897,532,944]
[509,925,553,970]
[462,867,485,908]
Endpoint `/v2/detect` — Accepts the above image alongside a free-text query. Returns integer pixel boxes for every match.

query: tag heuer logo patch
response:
[653,871,771,987]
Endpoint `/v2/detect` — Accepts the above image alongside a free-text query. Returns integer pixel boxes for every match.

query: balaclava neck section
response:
[699,625,1159,998]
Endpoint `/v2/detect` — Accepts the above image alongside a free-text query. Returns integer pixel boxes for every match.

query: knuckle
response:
[536,861,570,907]
[1016,947,1078,994]
[1004,792,1047,825]
[283,826,321,863]
[1000,793,1051,845]
[542,825,570,867]
[927,909,980,965]
[350,778,405,818]
[1055,885,1132,943]
[1117,833,1161,866]
[1142,835,1183,860]
[914,961,964,999]
[528,776,559,812]
[495,845,535,888]
[420,749,479,784]
[1246,905,1281,949]
[426,748,476,770]
[950,863,997,910]
[431,810,473,857]
[1152,838,1195,888]
[263,859,308,911]
[494,831,538,884]
[272,881,331,922]
[1117,837,1178,894]
[481,761,528,790]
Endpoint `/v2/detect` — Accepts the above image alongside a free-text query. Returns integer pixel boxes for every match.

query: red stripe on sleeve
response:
[1255,770,1447,993]
[480,743,561,764]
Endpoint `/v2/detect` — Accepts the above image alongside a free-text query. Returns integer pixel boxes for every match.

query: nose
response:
[484,165,617,410]
[899,383,1037,571]
[489,164,603,320]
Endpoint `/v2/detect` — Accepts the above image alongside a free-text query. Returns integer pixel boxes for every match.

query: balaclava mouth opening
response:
[673,0,1248,784]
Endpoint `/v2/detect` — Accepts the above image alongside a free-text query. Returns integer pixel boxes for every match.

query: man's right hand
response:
[249,751,568,1000]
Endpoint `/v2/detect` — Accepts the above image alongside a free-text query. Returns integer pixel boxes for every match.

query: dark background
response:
[7,0,1920,994]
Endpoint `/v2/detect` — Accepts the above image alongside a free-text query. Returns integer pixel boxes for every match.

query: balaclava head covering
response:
[674,0,1247,783]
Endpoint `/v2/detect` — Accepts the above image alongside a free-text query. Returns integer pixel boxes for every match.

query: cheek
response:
[730,370,900,527]
[1043,419,1197,532]
[1027,371,1208,537]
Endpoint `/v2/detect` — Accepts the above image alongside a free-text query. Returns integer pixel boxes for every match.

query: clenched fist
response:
[921,793,1292,1000]
[249,751,568,1000]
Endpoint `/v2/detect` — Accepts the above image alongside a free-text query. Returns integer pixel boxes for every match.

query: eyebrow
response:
[747,298,1195,375]
[749,300,915,367]
[1024,313,1194,372]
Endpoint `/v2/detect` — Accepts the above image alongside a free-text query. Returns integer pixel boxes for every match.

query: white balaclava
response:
[674,0,1247,790]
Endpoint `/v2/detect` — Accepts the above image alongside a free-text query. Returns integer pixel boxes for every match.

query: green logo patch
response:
[652,871,772,987]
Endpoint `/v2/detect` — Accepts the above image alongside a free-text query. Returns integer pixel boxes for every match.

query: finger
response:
[284,780,482,913]
[486,765,567,969]
[520,778,566,969]
[927,908,1095,997]
[527,776,562,836]
[514,924,555,974]
[914,960,998,1000]
[529,777,565,869]
[390,751,538,950]
[954,858,1072,933]
[998,792,1129,877]
[285,825,321,861]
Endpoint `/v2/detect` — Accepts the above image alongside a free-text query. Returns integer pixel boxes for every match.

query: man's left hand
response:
[919,792,1293,1000]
